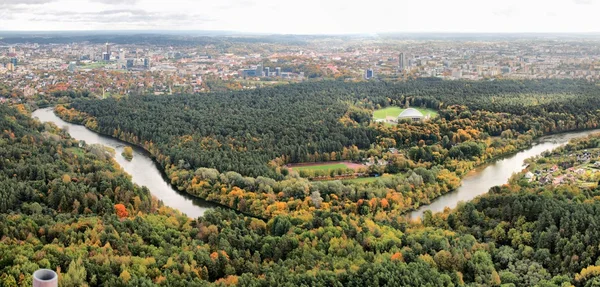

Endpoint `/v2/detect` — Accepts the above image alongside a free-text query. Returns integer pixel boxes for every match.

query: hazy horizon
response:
[1,0,599,34]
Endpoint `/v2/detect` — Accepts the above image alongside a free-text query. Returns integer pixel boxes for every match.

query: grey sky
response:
[0,0,598,33]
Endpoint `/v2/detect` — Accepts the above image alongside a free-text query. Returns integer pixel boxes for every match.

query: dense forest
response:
[64,80,600,178]
[0,104,453,286]
[54,80,600,221]
[423,134,600,287]
[5,79,600,286]
[0,104,530,286]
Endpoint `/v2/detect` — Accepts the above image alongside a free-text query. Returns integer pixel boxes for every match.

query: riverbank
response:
[49,105,600,221]
[408,128,600,219]
[32,108,230,219]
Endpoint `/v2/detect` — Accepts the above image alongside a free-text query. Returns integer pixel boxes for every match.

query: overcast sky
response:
[0,0,598,34]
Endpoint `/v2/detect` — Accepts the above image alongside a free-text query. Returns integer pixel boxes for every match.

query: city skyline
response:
[1,0,599,34]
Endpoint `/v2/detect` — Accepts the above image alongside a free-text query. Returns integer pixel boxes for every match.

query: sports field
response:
[373,107,438,120]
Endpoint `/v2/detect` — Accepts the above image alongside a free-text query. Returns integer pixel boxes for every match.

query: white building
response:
[398,108,425,122]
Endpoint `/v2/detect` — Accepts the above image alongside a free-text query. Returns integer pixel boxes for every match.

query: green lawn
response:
[292,163,348,172]
[373,107,439,120]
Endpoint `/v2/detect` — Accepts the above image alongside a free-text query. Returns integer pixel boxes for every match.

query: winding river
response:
[409,128,600,219]
[31,107,600,221]
[32,108,219,218]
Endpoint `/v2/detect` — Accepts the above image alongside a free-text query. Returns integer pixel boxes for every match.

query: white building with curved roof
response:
[398,108,425,122]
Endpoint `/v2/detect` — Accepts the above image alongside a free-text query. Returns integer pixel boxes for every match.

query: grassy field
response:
[291,163,349,172]
[373,106,439,120]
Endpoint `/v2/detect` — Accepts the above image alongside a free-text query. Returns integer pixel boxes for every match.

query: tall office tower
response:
[264,67,270,77]
[144,58,150,68]
[104,43,111,61]
[275,67,281,77]
[365,69,374,79]
[399,52,405,71]
[10,58,17,67]
[256,64,263,76]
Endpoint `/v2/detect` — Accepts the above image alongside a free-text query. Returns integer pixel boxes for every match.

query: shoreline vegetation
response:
[42,106,268,220]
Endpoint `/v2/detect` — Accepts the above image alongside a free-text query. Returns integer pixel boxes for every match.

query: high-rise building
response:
[144,58,150,68]
[126,59,134,68]
[6,63,14,72]
[264,67,270,77]
[256,64,263,76]
[103,43,111,61]
[398,53,405,71]
[365,69,374,79]
[275,67,281,77]
[10,58,17,67]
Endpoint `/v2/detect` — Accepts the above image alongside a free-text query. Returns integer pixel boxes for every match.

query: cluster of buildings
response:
[1,36,600,100]
[524,150,600,186]
[241,64,292,78]
[356,39,600,81]
[81,43,151,71]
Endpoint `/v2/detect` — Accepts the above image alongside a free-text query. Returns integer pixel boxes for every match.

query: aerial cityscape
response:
[2,34,600,104]
[4,0,600,286]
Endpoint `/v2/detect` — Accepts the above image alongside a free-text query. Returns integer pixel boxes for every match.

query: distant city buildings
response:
[256,64,263,77]
[103,43,111,61]
[365,69,374,79]
[1,36,600,99]
[242,69,257,78]
[398,53,405,71]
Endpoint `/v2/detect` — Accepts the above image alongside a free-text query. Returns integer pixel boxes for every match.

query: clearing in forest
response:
[373,106,438,120]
